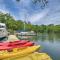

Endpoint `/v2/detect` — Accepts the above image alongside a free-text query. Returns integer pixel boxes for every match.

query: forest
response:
[0,12,60,33]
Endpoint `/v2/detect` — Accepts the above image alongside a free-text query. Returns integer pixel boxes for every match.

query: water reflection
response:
[37,33,60,42]
[18,33,60,42]
[19,33,60,60]
[36,33,60,60]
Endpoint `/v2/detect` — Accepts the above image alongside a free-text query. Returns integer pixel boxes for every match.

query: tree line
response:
[0,12,60,33]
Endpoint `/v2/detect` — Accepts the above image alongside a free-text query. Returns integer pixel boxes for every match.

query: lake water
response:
[32,33,60,60]
[18,33,60,60]
[0,33,60,60]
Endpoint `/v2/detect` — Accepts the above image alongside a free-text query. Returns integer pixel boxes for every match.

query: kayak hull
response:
[0,45,40,59]
[0,40,29,46]
[0,41,34,50]
[3,52,52,60]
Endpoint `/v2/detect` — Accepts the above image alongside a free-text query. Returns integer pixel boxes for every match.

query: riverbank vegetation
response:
[0,12,60,33]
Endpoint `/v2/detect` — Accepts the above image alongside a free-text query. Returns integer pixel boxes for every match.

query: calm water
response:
[0,33,60,60]
[18,33,60,60]
[33,33,60,60]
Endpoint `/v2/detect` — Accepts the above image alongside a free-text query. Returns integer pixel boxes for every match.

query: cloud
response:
[28,9,49,23]
[0,0,60,25]
[27,0,60,25]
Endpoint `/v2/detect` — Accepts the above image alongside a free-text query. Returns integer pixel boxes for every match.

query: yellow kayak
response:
[0,45,40,59]
[3,52,52,60]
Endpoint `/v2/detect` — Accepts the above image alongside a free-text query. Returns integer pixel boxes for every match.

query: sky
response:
[0,0,60,25]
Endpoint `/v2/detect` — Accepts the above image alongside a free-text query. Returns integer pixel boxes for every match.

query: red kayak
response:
[8,41,34,48]
[0,40,29,46]
[0,41,34,50]
[0,46,12,50]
